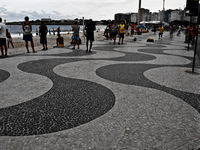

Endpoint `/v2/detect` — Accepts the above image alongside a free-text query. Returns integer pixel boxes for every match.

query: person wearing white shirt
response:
[0,17,8,57]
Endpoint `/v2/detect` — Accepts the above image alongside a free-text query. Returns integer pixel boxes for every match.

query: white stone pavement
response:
[0,32,200,150]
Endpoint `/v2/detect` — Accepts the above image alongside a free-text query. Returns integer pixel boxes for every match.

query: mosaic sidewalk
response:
[0,32,200,150]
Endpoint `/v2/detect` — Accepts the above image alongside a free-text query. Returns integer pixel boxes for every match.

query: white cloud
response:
[1,0,186,22]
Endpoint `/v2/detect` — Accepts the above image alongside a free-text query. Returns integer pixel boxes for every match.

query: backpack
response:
[24,22,31,35]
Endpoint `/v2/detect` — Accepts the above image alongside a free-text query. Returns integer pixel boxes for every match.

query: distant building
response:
[114,13,131,23]
[114,7,198,25]
[171,10,183,22]
[41,18,51,21]
[142,13,151,21]
[150,13,159,21]
[130,13,138,23]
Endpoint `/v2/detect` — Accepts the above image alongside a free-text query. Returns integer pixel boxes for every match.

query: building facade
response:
[114,8,198,25]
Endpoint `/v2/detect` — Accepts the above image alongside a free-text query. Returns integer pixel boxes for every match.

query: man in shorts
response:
[72,21,80,49]
[158,25,164,39]
[85,19,96,53]
[22,16,36,53]
[111,21,118,44]
[118,21,125,45]
[0,17,8,57]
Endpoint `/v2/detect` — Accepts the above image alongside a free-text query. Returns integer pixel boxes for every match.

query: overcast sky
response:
[1,0,187,22]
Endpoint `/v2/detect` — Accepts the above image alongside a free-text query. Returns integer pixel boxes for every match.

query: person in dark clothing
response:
[188,24,196,51]
[85,19,96,53]
[39,21,48,50]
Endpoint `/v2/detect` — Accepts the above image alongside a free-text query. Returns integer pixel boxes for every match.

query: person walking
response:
[176,25,182,36]
[39,21,48,50]
[111,21,118,44]
[118,21,125,45]
[153,25,157,35]
[22,16,36,53]
[85,19,96,53]
[169,25,173,38]
[72,21,80,49]
[0,17,8,57]
[185,24,190,43]
[158,25,164,39]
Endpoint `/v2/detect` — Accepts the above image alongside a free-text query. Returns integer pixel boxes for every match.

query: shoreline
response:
[6,31,105,56]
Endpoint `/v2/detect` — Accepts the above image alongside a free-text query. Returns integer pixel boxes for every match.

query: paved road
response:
[0,31,200,150]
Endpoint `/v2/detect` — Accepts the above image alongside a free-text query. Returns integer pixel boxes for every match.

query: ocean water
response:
[6,25,106,37]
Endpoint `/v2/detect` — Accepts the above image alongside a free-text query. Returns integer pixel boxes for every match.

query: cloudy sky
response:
[1,0,187,22]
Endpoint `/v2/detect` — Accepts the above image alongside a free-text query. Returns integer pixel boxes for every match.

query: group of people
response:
[36,28,57,36]
[70,19,96,52]
[22,16,49,53]
[104,21,129,45]
[103,21,166,44]
[1,16,199,57]
[0,16,97,57]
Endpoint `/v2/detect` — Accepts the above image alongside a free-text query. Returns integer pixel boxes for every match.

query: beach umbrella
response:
[138,25,144,28]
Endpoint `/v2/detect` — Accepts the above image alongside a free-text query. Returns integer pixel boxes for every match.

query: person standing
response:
[36,28,39,36]
[111,21,118,44]
[125,23,129,36]
[22,16,36,53]
[118,21,125,45]
[104,25,110,40]
[52,28,55,35]
[85,19,96,53]
[6,29,14,49]
[0,17,8,57]
[188,24,196,50]
[158,25,164,39]
[39,21,48,50]
[57,27,60,36]
[72,21,80,49]
[49,29,51,35]
[131,23,135,36]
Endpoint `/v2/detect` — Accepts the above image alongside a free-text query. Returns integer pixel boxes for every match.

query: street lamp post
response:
[138,0,141,25]
[163,0,165,23]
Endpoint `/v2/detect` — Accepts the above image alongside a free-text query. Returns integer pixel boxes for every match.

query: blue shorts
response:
[72,35,79,41]
[23,34,33,41]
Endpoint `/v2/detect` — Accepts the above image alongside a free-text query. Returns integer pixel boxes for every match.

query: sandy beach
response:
[6,31,105,56]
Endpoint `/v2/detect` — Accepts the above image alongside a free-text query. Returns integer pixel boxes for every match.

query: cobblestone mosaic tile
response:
[0,58,115,136]
[96,63,200,113]
[0,69,10,83]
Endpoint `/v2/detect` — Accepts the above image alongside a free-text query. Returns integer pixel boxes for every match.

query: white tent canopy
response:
[140,21,169,26]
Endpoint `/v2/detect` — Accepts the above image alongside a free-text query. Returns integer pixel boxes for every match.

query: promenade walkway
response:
[0,31,200,150]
